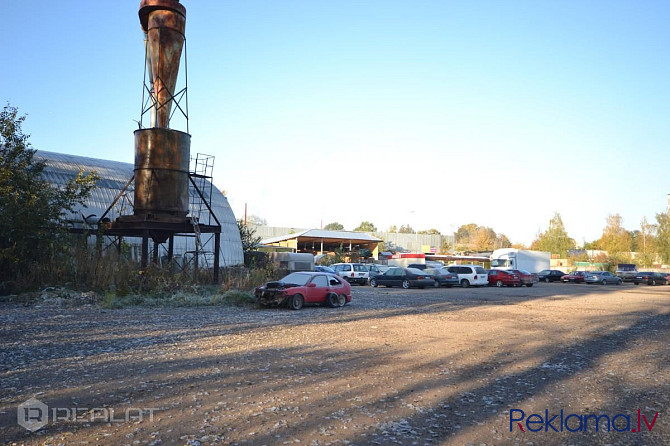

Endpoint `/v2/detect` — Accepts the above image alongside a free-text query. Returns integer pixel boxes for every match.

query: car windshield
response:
[280,273,312,286]
[425,268,437,274]
[517,270,530,275]
[490,259,509,268]
[406,268,424,275]
[475,267,487,274]
[353,264,367,272]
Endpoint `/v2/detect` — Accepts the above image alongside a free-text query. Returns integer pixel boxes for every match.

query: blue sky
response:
[2,1,669,245]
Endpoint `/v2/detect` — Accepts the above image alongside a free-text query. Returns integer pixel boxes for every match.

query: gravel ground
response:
[1,283,668,445]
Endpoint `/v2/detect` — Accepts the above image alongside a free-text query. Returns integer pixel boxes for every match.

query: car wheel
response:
[651,279,657,286]
[370,278,378,288]
[402,279,410,289]
[433,280,440,288]
[337,294,347,307]
[461,279,470,288]
[634,282,639,285]
[617,279,622,285]
[601,279,607,285]
[496,280,503,287]
[544,278,550,283]
[326,292,339,308]
[526,284,533,287]
[288,294,304,310]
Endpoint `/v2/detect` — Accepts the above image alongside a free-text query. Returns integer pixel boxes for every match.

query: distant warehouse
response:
[35,150,244,267]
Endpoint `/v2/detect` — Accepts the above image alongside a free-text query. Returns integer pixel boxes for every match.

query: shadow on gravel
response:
[0,285,668,445]
[352,310,669,446]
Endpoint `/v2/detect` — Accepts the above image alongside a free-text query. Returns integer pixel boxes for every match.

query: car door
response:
[375,269,392,286]
[388,268,404,287]
[304,274,330,303]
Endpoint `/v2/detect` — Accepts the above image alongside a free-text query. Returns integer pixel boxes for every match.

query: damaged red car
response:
[255,272,352,310]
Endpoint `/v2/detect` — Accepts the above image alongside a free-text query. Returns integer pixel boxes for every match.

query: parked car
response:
[425,267,460,288]
[616,263,638,282]
[314,265,337,275]
[255,272,352,310]
[366,264,387,278]
[561,271,587,283]
[445,265,489,287]
[584,271,623,285]
[369,267,435,289]
[537,270,566,283]
[331,263,369,285]
[633,272,669,286]
[487,269,521,287]
[510,269,538,287]
[408,262,444,270]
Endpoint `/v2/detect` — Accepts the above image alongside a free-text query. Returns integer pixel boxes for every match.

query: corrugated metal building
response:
[35,150,244,266]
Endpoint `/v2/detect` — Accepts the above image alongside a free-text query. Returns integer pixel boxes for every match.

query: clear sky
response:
[2,1,669,246]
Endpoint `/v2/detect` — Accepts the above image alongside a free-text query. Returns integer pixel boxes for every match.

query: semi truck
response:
[490,249,551,274]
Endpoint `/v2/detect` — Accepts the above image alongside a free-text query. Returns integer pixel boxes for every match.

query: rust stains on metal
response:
[139,0,186,128]
[133,128,190,218]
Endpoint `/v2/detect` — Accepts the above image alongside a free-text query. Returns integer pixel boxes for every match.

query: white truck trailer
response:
[490,249,550,273]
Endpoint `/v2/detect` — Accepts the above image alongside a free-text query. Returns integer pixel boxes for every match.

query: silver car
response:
[584,271,623,285]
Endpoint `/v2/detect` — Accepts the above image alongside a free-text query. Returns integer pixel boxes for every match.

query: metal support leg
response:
[168,235,174,262]
[152,241,159,264]
[214,232,220,283]
[141,232,149,269]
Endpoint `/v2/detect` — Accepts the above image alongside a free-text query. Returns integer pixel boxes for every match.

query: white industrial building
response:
[36,150,244,267]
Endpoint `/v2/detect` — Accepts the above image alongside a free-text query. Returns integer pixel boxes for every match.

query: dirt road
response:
[1,283,668,445]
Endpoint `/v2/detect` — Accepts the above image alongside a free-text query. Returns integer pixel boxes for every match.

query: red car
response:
[487,269,521,287]
[510,269,538,287]
[255,272,352,310]
[561,271,587,283]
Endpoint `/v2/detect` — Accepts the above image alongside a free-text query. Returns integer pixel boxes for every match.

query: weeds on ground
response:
[5,244,280,309]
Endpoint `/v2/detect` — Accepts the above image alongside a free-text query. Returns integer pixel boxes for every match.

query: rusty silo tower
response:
[101,0,222,280]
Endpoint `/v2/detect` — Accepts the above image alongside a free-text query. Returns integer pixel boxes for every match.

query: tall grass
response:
[7,243,280,308]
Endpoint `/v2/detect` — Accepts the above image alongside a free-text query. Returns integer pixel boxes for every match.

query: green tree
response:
[0,104,98,287]
[388,225,398,233]
[354,221,377,232]
[530,212,575,257]
[398,224,415,234]
[324,222,344,231]
[637,217,657,267]
[655,212,670,264]
[237,219,262,252]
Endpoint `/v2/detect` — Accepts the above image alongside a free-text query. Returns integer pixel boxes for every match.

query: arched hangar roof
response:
[35,150,244,266]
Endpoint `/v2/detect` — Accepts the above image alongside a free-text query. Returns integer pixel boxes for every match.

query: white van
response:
[331,263,369,285]
[446,264,489,287]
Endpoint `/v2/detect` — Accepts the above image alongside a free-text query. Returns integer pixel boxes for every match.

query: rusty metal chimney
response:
[134,0,190,218]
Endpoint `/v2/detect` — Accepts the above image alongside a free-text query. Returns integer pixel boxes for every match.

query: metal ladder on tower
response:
[189,153,216,270]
